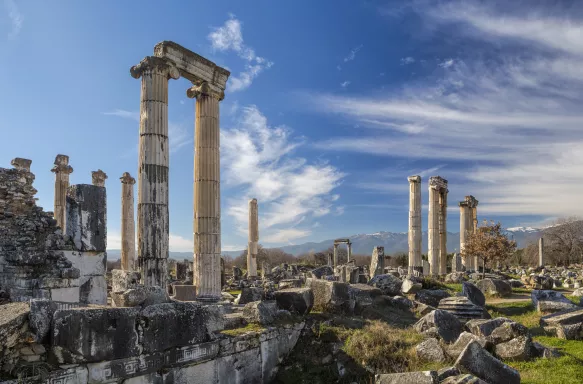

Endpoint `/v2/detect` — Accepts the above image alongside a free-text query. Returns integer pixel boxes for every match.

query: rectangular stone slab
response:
[455,340,520,384]
[540,308,583,326]
[154,41,229,89]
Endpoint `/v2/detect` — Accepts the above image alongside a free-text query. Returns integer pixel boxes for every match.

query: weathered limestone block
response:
[462,281,485,307]
[466,317,513,337]
[307,278,349,312]
[50,287,80,302]
[348,284,383,313]
[376,371,438,384]
[52,307,140,363]
[555,322,583,340]
[402,277,423,294]
[173,285,197,301]
[488,321,529,344]
[243,300,278,325]
[437,297,490,323]
[112,269,141,292]
[476,278,511,297]
[416,338,446,362]
[79,275,107,305]
[29,299,80,343]
[261,324,303,382]
[415,289,451,308]
[274,288,314,315]
[141,302,224,354]
[0,302,29,357]
[278,279,302,290]
[531,289,577,313]
[441,374,487,384]
[217,347,262,384]
[414,309,464,343]
[494,335,532,361]
[368,274,402,296]
[446,332,490,359]
[540,307,583,327]
[66,184,107,252]
[237,287,264,305]
[370,246,385,278]
[437,366,460,382]
[454,341,520,384]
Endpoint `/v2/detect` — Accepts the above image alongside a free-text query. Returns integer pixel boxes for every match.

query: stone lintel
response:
[154,41,230,90]
[407,175,421,183]
[429,176,448,191]
[334,238,351,245]
[10,158,32,171]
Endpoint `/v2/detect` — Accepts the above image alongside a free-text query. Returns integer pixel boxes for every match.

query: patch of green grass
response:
[220,322,265,336]
[444,283,463,293]
[567,295,581,305]
[512,287,533,294]
[486,301,541,331]
[227,289,242,296]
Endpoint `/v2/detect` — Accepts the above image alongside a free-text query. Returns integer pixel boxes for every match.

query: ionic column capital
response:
[120,172,136,185]
[11,158,32,172]
[130,56,180,80]
[92,169,108,187]
[186,81,225,101]
[408,175,421,183]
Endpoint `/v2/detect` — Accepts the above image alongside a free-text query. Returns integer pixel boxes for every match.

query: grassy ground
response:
[486,301,583,384]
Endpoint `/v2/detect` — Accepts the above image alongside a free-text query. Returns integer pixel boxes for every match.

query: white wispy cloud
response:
[344,45,363,62]
[401,57,415,65]
[222,105,345,245]
[4,0,22,39]
[306,1,583,220]
[103,110,191,153]
[340,81,350,88]
[208,15,273,92]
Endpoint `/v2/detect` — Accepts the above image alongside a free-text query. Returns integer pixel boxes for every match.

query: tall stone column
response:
[333,243,339,268]
[408,175,422,273]
[347,242,352,262]
[459,202,472,270]
[471,205,479,268]
[92,170,107,187]
[187,81,225,302]
[51,155,73,230]
[120,173,136,271]
[247,198,259,277]
[438,187,448,275]
[130,56,179,289]
[538,237,544,267]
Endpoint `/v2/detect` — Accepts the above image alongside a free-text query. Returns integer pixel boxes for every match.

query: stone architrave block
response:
[112,269,141,292]
[79,275,107,305]
[50,287,80,303]
[173,285,197,301]
[29,299,80,343]
[52,307,140,363]
[66,184,107,252]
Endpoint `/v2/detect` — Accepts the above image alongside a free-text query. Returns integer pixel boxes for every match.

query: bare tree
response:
[462,220,517,278]
[542,217,583,265]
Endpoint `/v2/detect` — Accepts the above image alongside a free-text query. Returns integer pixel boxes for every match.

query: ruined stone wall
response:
[0,300,303,384]
[0,164,79,303]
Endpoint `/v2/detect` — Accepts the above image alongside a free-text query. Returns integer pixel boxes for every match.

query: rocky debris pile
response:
[437,297,490,323]
[110,270,169,307]
[531,289,580,313]
[475,278,512,298]
[409,311,559,384]
[540,307,583,339]
[0,162,79,303]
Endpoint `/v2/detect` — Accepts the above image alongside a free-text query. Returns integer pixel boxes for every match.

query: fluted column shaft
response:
[347,243,352,262]
[189,83,222,301]
[121,173,136,271]
[538,237,544,267]
[460,204,472,270]
[248,198,259,277]
[439,190,448,275]
[51,155,73,230]
[428,187,440,276]
[408,176,422,273]
[333,244,339,268]
[131,57,179,289]
[471,206,479,268]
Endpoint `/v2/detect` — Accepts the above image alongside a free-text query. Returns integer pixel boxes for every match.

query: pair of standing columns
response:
[428,176,448,276]
[131,55,228,300]
[459,195,479,270]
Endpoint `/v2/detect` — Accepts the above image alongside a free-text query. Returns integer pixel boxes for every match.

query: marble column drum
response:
[120,172,136,271]
[188,82,224,302]
[408,175,422,273]
[51,154,73,230]
[439,188,448,275]
[130,56,179,289]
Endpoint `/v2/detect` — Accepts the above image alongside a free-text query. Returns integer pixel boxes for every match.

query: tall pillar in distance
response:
[188,81,226,302]
[459,201,472,270]
[428,176,447,275]
[247,198,259,277]
[51,155,73,230]
[347,242,352,262]
[92,170,107,187]
[130,56,180,289]
[471,204,479,268]
[439,187,448,275]
[408,175,422,273]
[538,237,544,267]
[120,172,136,271]
[333,243,339,268]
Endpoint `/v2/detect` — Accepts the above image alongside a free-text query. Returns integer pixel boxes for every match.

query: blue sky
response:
[1,0,581,252]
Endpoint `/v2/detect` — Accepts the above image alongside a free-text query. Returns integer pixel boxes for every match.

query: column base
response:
[197,294,221,303]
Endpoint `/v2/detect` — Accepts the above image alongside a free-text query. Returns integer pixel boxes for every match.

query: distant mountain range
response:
[106,226,543,260]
